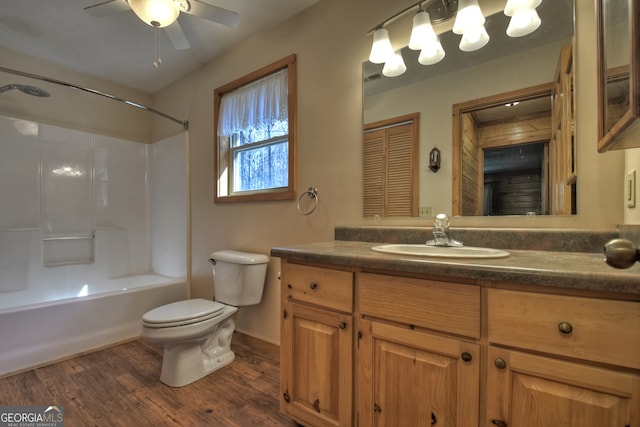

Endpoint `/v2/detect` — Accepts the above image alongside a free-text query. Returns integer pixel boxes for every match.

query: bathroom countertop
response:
[271,240,640,296]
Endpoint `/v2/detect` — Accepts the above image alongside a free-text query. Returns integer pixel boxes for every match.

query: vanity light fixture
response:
[367,0,543,77]
[504,0,542,37]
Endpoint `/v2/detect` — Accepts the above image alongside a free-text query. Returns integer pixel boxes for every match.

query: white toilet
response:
[140,250,269,387]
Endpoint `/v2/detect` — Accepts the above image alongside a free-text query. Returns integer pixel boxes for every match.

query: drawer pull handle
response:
[558,322,573,334]
[309,281,318,290]
[494,358,507,369]
[461,352,473,362]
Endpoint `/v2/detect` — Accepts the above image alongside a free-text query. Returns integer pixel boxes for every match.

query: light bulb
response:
[453,0,489,51]
[453,0,485,35]
[506,8,541,37]
[504,0,541,17]
[409,11,437,51]
[459,24,490,51]
[369,28,395,64]
[418,40,445,65]
[382,51,406,77]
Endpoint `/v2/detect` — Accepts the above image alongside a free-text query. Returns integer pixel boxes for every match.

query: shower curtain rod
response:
[0,66,188,130]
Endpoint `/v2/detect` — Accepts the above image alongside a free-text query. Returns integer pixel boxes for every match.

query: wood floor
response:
[0,333,299,426]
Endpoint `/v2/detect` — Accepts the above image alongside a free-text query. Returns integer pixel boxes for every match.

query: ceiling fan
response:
[84,0,239,54]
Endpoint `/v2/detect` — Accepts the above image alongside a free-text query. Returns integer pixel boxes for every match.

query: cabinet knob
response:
[309,281,318,290]
[339,321,347,329]
[491,419,507,427]
[461,352,473,362]
[283,391,291,403]
[494,358,507,369]
[558,321,573,334]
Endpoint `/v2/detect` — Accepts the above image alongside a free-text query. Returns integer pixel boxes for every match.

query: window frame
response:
[214,55,297,203]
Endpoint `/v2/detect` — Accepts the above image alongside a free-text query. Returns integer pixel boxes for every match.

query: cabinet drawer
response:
[488,289,640,369]
[359,273,480,338]
[283,263,353,313]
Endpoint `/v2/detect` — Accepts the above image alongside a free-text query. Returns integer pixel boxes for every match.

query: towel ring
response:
[297,187,319,215]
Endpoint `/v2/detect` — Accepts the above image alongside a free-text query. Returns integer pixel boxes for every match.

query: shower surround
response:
[0,114,188,375]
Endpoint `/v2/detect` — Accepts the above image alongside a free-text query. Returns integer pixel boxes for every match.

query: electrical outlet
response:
[627,170,636,208]
[419,206,432,217]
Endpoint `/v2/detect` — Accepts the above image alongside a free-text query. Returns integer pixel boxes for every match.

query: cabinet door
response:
[596,0,640,151]
[358,319,479,427]
[280,302,352,427]
[486,346,640,427]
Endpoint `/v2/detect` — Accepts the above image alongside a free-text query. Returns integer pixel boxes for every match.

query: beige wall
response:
[626,148,640,224]
[153,0,627,344]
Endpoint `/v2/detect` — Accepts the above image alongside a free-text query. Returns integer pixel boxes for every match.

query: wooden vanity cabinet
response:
[279,259,640,427]
[280,261,354,427]
[486,289,640,427]
[356,273,481,426]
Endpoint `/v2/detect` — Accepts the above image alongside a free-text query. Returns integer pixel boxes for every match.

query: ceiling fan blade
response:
[84,0,130,17]
[186,0,239,28]
[164,21,190,50]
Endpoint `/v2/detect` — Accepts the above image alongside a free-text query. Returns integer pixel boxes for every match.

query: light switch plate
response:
[627,170,636,208]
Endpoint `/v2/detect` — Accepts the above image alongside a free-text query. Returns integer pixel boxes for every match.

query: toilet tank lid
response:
[210,250,269,265]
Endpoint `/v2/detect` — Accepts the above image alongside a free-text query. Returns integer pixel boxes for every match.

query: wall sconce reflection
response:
[429,147,441,172]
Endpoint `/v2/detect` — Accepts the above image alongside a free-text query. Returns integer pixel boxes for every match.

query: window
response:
[363,113,419,217]
[214,55,297,202]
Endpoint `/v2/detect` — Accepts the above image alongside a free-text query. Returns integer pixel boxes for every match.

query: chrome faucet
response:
[426,213,463,247]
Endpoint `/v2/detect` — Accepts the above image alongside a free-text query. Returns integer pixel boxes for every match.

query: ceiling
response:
[0,0,319,94]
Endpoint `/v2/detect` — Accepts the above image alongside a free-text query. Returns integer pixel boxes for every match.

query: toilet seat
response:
[142,299,226,328]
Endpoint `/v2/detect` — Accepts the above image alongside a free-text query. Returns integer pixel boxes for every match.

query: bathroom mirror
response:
[363,0,575,217]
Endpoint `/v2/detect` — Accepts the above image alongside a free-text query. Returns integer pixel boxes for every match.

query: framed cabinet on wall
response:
[596,0,640,151]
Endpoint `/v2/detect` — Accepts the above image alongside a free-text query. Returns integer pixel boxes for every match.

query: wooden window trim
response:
[214,55,297,203]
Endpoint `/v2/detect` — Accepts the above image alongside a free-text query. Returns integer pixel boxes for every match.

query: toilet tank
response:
[210,250,269,306]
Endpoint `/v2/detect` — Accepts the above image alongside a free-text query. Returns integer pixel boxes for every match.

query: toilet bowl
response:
[140,250,269,387]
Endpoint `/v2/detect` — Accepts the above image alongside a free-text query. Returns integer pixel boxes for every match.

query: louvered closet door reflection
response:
[363,129,385,217]
[386,124,414,216]
[363,122,416,217]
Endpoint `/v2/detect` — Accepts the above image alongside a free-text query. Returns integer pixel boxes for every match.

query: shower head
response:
[0,84,50,97]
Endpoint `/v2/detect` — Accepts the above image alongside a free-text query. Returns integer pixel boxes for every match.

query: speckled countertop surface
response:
[271,240,640,296]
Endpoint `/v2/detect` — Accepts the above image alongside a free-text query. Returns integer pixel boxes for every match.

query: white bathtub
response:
[0,274,187,376]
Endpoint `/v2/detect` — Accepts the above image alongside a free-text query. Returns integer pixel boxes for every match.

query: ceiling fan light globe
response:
[128,0,180,28]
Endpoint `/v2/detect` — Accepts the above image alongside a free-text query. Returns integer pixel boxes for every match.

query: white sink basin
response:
[371,244,510,259]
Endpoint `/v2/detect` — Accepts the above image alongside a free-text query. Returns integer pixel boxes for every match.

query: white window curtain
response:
[217,69,288,137]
